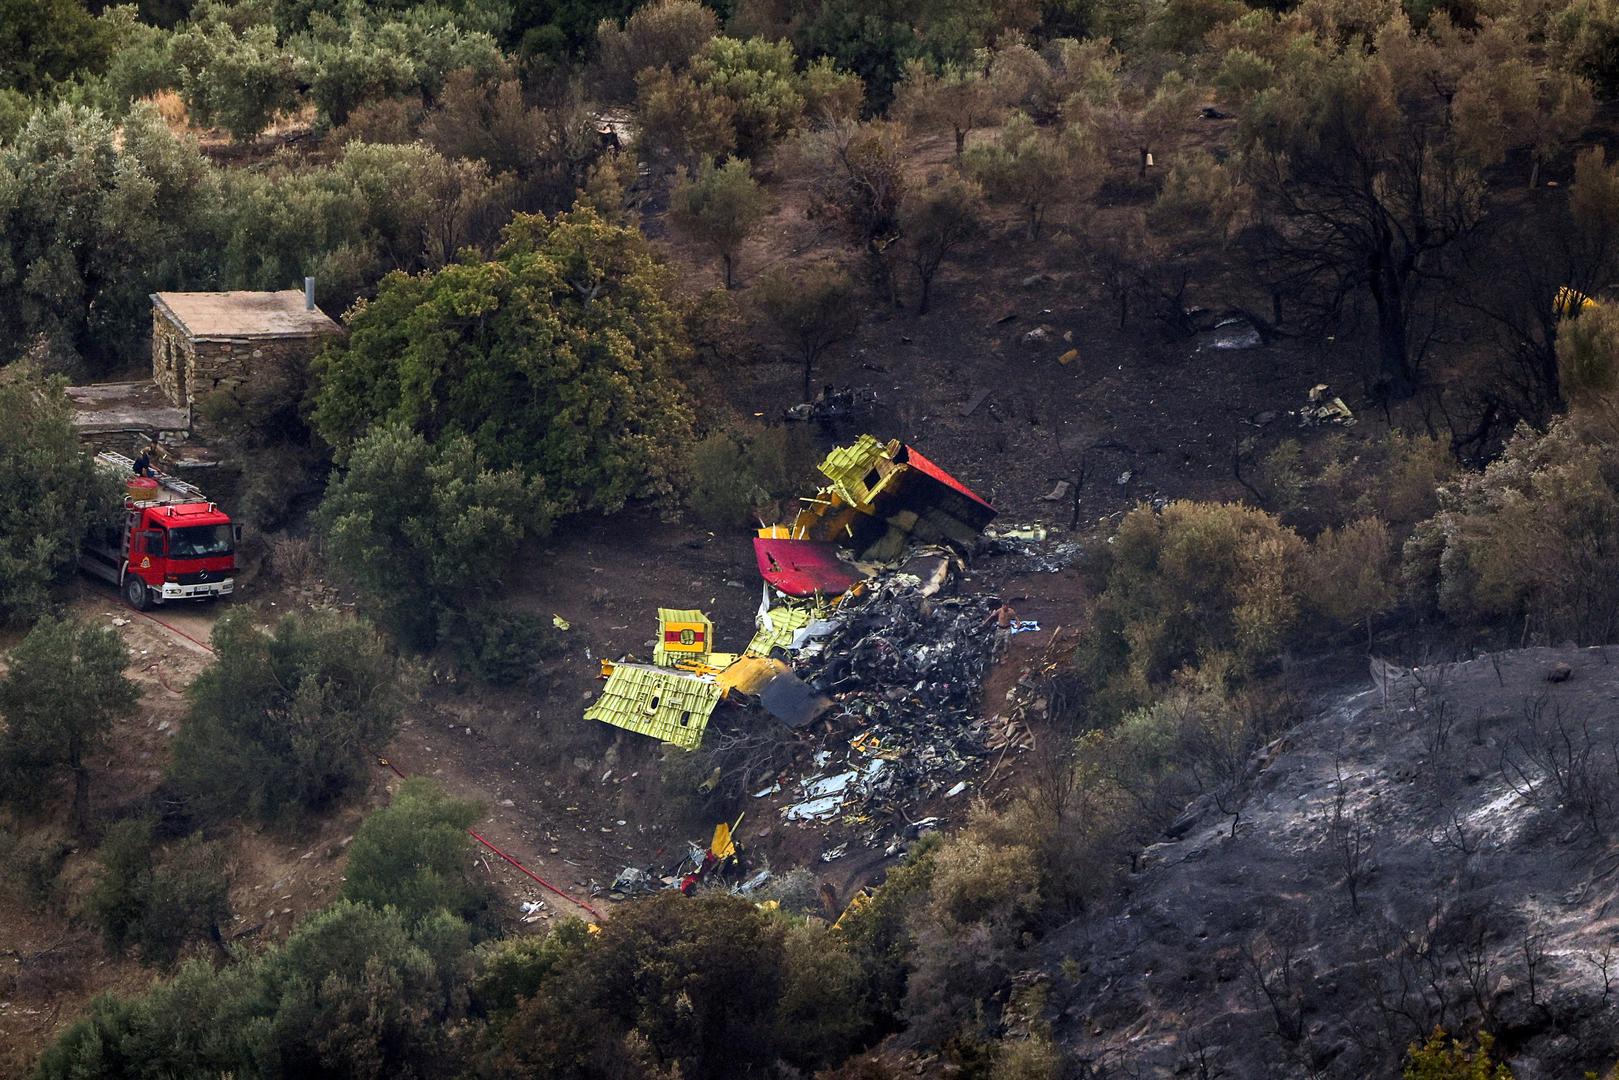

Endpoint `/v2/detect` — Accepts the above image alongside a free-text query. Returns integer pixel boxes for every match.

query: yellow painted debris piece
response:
[655,608,713,667]
[817,434,901,509]
[710,821,737,861]
[717,654,790,695]
[833,887,875,932]
[1556,285,1599,317]
[746,601,824,657]
[583,662,721,751]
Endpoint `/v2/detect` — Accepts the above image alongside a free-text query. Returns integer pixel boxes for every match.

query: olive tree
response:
[754,265,862,400]
[171,610,406,823]
[0,372,117,621]
[668,156,768,288]
[0,616,138,833]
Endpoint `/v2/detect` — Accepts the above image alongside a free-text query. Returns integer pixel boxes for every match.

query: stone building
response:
[149,289,343,411]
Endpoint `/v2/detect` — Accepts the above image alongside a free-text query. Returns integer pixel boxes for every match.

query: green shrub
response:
[35,901,467,1079]
[1304,516,1397,643]
[0,0,111,95]
[85,819,231,967]
[837,834,941,1019]
[0,373,122,622]
[318,425,546,645]
[902,833,1042,1045]
[171,610,406,824]
[991,1034,1063,1080]
[0,614,138,831]
[469,921,593,1021]
[487,892,865,1078]
[83,819,155,954]
[1257,431,1455,534]
[777,919,869,1067]
[344,778,490,928]
[311,206,696,517]
[1404,1028,1514,1079]
[0,827,72,912]
[443,605,562,687]
[1403,413,1619,642]
[684,422,810,528]
[1078,500,1306,711]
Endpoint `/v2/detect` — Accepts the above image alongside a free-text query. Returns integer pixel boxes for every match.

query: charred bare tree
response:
[1499,700,1619,841]
[1236,70,1486,399]
[1327,762,1371,916]
[1239,934,1309,1044]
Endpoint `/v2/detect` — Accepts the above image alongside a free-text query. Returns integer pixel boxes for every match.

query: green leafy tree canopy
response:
[312,205,696,519]
[0,614,138,832]
[171,610,406,823]
[344,777,490,927]
[0,372,119,621]
[317,424,544,643]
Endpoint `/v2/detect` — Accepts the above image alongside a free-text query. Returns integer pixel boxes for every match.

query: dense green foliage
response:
[344,778,491,927]
[35,901,468,1079]
[1405,1030,1515,1080]
[317,424,545,643]
[1077,501,1305,707]
[480,893,867,1078]
[84,819,231,966]
[0,103,218,371]
[0,615,138,832]
[312,207,695,513]
[667,155,766,287]
[683,420,809,526]
[442,605,563,686]
[0,374,116,620]
[0,0,110,95]
[171,610,405,823]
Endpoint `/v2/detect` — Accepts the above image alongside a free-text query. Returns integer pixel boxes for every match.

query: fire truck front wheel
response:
[123,575,151,611]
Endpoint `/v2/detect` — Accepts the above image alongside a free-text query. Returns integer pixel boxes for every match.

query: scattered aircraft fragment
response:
[582,434,999,760]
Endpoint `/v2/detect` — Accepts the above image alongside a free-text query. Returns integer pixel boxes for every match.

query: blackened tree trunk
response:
[1369,259,1417,397]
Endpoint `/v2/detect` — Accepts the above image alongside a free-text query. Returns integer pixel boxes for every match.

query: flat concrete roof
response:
[67,381,190,435]
[151,290,343,341]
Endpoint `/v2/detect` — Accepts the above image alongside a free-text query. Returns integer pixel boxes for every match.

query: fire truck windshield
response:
[166,524,233,558]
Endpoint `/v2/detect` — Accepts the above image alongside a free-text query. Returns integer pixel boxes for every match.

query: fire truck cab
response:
[80,451,238,611]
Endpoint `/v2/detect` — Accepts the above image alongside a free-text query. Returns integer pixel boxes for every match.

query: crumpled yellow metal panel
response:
[745,602,822,657]
[816,434,900,509]
[717,654,791,695]
[583,662,721,750]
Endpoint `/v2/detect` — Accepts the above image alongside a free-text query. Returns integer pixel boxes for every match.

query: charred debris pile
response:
[581,435,1054,897]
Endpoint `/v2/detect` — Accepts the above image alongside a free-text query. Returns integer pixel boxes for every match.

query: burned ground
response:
[8,110,1608,1076]
[1043,647,1619,1079]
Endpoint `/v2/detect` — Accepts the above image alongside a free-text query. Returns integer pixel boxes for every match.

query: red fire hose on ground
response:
[371,751,603,921]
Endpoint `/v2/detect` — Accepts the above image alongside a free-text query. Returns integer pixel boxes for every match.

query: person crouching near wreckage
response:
[983,600,1017,661]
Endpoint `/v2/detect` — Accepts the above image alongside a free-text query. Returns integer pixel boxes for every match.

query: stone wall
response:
[151,311,193,407]
[151,310,333,410]
[190,337,320,402]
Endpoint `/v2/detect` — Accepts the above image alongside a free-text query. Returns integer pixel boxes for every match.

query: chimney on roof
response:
[304,276,316,312]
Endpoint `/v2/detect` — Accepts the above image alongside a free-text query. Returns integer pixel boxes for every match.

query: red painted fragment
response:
[897,445,995,512]
[754,537,862,597]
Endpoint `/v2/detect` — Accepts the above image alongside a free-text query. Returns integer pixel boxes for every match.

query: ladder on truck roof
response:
[97,451,209,505]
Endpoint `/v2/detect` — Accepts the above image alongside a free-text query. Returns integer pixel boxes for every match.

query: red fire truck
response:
[80,451,239,611]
